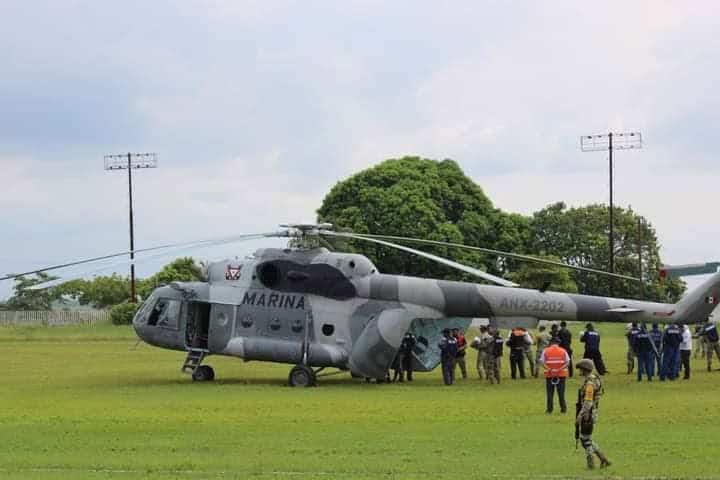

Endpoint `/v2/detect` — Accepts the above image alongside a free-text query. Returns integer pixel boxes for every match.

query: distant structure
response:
[104,153,158,303]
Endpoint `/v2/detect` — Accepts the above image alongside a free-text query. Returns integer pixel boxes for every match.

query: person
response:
[550,323,560,343]
[488,327,503,384]
[559,321,574,377]
[534,325,552,378]
[471,326,491,379]
[625,322,640,374]
[633,324,654,381]
[650,323,664,374]
[698,318,720,371]
[680,324,692,380]
[579,323,606,375]
[540,337,569,414]
[438,328,458,385]
[506,326,531,379]
[522,327,536,377]
[452,327,468,380]
[575,358,611,469]
[395,331,417,382]
[659,322,682,381]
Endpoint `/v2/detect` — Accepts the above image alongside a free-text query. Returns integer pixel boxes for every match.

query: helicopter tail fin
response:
[673,270,720,323]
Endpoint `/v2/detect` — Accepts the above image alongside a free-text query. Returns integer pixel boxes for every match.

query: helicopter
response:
[4,223,719,387]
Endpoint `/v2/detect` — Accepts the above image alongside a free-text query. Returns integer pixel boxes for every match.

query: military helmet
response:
[576,358,595,372]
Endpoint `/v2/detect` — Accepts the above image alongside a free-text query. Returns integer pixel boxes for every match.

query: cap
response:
[576,358,595,372]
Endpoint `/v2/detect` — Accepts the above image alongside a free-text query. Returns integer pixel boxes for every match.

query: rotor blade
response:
[321,231,518,287]
[343,233,641,282]
[1,231,287,282]
[24,232,286,290]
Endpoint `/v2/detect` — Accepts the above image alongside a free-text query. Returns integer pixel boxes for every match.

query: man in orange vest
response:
[540,337,570,414]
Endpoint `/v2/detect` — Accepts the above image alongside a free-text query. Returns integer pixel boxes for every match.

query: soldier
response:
[452,327,468,380]
[550,322,560,343]
[650,323,664,374]
[698,318,720,372]
[471,325,491,379]
[575,358,611,469]
[659,322,682,381]
[633,324,655,381]
[506,326,530,379]
[395,331,417,382]
[625,322,640,374]
[579,323,606,375]
[540,336,569,414]
[488,327,503,384]
[438,328,458,385]
[559,321,574,377]
[534,325,552,378]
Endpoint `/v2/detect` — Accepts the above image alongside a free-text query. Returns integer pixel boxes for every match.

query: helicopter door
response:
[185,301,211,350]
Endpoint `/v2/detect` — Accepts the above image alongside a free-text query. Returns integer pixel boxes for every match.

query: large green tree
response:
[4,273,60,310]
[317,156,529,281]
[529,202,685,301]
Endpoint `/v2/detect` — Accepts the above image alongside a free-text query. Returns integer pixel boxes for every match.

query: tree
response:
[506,255,578,293]
[4,273,60,310]
[317,156,530,281]
[137,257,206,299]
[529,202,685,301]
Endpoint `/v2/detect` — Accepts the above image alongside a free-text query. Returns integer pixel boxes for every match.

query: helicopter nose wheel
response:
[192,365,215,382]
[288,364,316,387]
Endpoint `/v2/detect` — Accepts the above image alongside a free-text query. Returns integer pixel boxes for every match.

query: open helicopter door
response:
[406,318,473,372]
[185,301,211,350]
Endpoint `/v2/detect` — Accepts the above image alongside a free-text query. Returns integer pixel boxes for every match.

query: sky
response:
[1,1,719,300]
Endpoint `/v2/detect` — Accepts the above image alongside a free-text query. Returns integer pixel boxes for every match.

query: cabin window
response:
[322,324,335,336]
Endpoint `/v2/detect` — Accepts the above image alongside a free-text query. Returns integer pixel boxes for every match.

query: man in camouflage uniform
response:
[575,358,611,469]
[471,325,491,379]
[522,327,535,377]
[694,322,707,360]
[534,325,552,377]
[625,322,640,374]
[487,326,503,384]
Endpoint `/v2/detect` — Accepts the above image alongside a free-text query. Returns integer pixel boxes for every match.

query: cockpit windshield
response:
[147,298,181,329]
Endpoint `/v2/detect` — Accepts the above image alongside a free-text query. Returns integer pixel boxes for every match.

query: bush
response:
[109,302,141,325]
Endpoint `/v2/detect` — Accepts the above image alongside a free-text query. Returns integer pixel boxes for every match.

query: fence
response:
[0,310,110,326]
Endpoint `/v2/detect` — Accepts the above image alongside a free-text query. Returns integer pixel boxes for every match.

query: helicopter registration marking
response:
[499,297,565,313]
[241,292,305,310]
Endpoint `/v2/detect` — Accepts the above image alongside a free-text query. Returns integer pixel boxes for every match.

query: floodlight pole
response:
[104,152,158,303]
[580,131,642,297]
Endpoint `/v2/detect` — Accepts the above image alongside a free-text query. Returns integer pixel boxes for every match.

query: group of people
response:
[625,318,720,381]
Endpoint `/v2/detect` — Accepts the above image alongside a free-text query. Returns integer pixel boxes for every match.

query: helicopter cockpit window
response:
[147,299,180,329]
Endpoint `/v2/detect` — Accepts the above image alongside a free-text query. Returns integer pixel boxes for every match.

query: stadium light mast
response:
[580,132,642,296]
[104,153,158,303]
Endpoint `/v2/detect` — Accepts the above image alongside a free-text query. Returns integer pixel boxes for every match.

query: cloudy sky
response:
[1,1,719,299]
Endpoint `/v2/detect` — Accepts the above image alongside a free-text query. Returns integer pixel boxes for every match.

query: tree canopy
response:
[317,156,528,280]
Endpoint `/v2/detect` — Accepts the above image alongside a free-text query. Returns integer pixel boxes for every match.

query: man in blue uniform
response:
[633,324,654,381]
[649,323,663,374]
[660,323,683,381]
[438,328,458,385]
[579,323,606,375]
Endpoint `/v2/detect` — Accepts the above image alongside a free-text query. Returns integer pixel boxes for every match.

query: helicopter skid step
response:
[182,348,213,381]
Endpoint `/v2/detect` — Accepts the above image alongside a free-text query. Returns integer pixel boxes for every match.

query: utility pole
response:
[637,217,644,299]
[104,153,158,302]
[580,131,642,296]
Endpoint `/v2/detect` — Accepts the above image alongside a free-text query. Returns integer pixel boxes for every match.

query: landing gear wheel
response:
[288,364,316,387]
[192,365,215,382]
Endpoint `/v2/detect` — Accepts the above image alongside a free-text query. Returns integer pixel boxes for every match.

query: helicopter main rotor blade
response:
[344,233,641,282]
[1,231,287,282]
[320,230,518,287]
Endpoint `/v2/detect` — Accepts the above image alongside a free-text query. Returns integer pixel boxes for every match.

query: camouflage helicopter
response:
[4,223,719,387]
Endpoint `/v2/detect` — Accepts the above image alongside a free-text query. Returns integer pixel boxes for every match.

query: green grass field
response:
[1,322,719,479]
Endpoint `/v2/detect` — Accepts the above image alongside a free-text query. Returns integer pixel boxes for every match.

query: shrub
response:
[109,302,141,325]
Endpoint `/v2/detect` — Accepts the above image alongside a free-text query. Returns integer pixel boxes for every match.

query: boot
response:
[586,455,595,469]
[597,451,611,468]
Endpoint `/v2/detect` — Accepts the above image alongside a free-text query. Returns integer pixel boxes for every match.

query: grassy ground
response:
[1,322,718,479]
